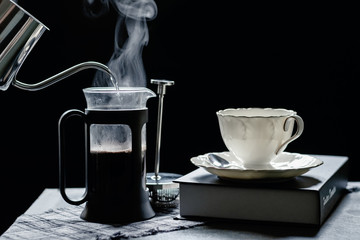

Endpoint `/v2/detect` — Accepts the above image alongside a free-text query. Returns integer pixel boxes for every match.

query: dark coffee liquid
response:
[89,150,131,204]
[86,149,147,219]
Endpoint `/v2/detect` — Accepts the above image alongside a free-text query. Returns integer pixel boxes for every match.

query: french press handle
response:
[58,109,88,205]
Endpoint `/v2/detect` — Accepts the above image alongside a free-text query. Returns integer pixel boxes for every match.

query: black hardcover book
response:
[175,155,348,225]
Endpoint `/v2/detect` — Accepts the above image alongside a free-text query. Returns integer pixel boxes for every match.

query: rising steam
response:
[84,0,157,87]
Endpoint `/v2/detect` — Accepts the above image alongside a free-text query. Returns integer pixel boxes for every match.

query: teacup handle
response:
[275,115,304,155]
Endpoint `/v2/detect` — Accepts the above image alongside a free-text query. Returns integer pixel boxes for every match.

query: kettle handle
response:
[58,109,88,205]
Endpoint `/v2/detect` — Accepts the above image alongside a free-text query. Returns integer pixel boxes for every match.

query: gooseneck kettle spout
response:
[0,0,114,91]
[12,61,114,91]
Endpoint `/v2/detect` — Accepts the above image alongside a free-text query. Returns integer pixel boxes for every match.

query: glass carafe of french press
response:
[59,87,156,223]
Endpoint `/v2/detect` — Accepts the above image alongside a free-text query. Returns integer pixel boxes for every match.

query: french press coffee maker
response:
[59,87,156,223]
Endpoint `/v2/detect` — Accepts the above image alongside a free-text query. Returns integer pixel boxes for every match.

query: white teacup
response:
[216,108,304,166]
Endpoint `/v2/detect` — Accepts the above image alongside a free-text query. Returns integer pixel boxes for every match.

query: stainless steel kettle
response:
[0,0,113,91]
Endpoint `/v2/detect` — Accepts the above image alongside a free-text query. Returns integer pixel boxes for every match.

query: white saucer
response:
[190,152,323,180]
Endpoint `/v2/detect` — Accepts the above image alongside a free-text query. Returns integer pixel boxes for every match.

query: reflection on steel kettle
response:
[0,0,113,91]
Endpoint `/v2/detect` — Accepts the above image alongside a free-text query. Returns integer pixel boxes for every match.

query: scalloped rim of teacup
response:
[216,108,297,118]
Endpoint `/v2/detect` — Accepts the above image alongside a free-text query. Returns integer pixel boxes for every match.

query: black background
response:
[1,0,360,233]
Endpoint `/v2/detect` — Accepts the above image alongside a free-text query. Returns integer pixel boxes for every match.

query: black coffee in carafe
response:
[81,149,149,222]
[59,87,155,223]
[89,150,132,204]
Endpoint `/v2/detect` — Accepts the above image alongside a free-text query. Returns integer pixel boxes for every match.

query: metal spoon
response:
[208,154,240,168]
